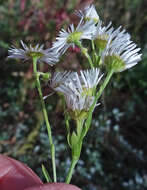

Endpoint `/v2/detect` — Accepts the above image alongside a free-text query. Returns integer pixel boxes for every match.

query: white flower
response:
[8,40,59,65]
[51,68,103,112]
[102,30,142,72]
[93,21,131,50]
[51,19,96,55]
[75,4,99,23]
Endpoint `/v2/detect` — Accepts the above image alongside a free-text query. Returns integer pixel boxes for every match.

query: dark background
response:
[0,0,147,189]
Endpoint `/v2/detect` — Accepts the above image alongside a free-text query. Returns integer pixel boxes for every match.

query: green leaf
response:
[67,133,71,148]
[65,114,71,147]
[41,164,52,182]
[71,132,78,146]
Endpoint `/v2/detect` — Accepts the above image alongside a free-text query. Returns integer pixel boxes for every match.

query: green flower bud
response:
[42,73,51,81]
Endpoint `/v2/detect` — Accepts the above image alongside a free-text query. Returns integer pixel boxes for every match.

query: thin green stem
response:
[33,57,57,182]
[76,41,93,68]
[91,40,100,67]
[65,118,83,184]
[65,159,78,184]
[84,69,114,136]
[91,40,95,52]
[95,69,114,104]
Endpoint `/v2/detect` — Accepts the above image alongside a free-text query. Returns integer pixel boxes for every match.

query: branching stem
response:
[33,57,57,182]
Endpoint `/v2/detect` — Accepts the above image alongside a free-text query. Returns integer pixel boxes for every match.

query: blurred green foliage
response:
[0,0,147,190]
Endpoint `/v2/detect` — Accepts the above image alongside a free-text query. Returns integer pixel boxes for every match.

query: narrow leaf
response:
[41,164,52,182]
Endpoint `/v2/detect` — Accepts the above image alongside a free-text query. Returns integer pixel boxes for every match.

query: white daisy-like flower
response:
[93,21,131,50]
[51,68,103,114]
[75,4,99,23]
[102,31,142,72]
[8,40,59,65]
[51,19,96,55]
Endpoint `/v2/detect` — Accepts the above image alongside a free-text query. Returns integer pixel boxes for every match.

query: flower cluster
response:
[8,3,143,184]
[8,4,142,115]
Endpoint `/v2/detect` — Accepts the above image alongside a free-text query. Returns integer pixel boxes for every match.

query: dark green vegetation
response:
[0,0,147,189]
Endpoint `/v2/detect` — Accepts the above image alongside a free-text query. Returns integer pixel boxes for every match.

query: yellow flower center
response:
[82,87,94,97]
[85,17,99,23]
[27,51,44,59]
[95,34,108,50]
[67,32,82,43]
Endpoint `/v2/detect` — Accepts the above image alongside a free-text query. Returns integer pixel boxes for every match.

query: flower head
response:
[51,19,96,55]
[51,68,103,119]
[102,30,142,72]
[93,21,131,51]
[75,4,99,23]
[8,40,59,65]
[93,21,113,49]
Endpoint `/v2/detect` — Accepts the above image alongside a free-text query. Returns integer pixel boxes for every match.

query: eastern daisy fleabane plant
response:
[75,4,99,23]
[102,30,142,72]
[51,19,96,55]
[7,3,142,185]
[8,40,59,65]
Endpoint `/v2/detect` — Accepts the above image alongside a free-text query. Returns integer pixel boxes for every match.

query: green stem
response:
[91,40,95,52]
[91,40,100,67]
[65,118,84,184]
[76,41,93,68]
[65,159,78,184]
[33,57,57,182]
[84,69,114,136]
[95,69,114,105]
